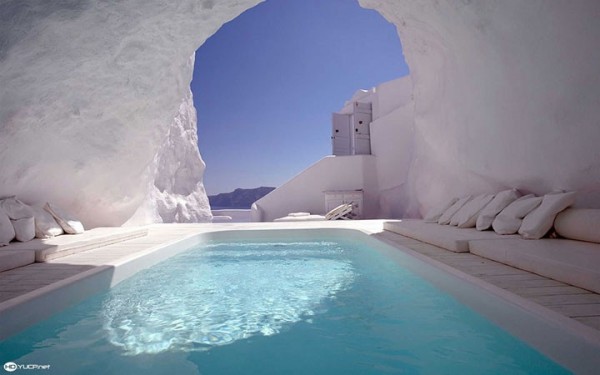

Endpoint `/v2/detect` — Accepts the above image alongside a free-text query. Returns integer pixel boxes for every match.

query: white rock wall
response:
[0,0,260,226]
[1,0,598,226]
[360,0,600,215]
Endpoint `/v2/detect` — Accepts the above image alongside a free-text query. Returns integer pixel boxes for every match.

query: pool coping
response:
[0,222,385,339]
[371,231,600,374]
[0,232,202,340]
[1,221,599,373]
[374,231,600,344]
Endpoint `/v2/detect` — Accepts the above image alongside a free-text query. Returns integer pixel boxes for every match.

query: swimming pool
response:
[0,229,597,373]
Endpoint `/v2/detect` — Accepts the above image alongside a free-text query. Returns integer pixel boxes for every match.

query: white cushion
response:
[476,189,521,231]
[423,197,458,223]
[438,196,472,225]
[454,193,495,228]
[554,208,600,244]
[11,217,35,242]
[492,195,542,235]
[274,215,326,222]
[44,203,85,234]
[384,220,517,253]
[0,197,34,219]
[469,238,600,294]
[32,206,64,238]
[0,208,16,246]
[450,194,490,226]
[519,192,577,239]
[448,196,475,226]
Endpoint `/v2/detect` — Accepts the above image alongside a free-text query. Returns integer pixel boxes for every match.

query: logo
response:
[3,363,16,372]
[3,362,50,372]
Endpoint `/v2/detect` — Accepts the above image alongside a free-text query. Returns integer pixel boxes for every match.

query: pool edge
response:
[1,225,599,374]
[370,232,600,374]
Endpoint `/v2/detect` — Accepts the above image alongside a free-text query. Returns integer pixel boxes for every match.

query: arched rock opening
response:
[0,0,599,226]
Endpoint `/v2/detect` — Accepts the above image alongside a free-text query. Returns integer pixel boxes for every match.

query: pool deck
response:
[373,230,600,331]
[1,220,600,335]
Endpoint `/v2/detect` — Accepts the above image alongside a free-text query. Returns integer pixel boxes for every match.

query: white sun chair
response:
[325,203,354,220]
[274,203,354,222]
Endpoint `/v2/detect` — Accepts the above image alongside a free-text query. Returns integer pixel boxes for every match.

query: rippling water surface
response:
[1,238,568,374]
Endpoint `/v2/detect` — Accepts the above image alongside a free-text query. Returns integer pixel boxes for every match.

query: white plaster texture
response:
[253,155,378,222]
[254,76,412,221]
[369,77,415,218]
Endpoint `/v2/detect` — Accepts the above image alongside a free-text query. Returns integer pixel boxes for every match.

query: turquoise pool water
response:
[1,238,568,374]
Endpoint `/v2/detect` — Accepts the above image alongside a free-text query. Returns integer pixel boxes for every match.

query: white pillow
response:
[438,196,472,225]
[454,194,495,228]
[450,194,490,226]
[476,189,521,231]
[554,208,600,244]
[32,206,64,238]
[0,208,15,246]
[44,203,85,234]
[0,197,34,219]
[492,195,542,235]
[519,191,577,239]
[447,196,476,226]
[11,217,35,242]
[423,197,458,223]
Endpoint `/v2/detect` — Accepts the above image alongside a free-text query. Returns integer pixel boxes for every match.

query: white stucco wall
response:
[370,104,415,218]
[253,155,377,222]
[255,76,413,222]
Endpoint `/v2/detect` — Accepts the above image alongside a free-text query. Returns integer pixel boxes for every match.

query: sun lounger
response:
[274,204,354,222]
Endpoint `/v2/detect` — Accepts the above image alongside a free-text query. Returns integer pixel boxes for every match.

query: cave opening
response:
[191,0,409,206]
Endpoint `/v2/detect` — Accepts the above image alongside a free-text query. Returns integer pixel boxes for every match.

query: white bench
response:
[469,238,600,294]
[384,219,600,294]
[383,219,518,253]
[0,250,35,273]
[0,227,148,265]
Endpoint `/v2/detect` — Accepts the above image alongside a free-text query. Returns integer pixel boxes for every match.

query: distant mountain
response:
[208,187,276,209]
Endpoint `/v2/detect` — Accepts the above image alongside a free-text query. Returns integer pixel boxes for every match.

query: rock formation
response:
[1,0,598,226]
[360,0,600,214]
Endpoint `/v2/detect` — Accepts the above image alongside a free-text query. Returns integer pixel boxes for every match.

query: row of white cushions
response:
[476,189,521,230]
[554,209,600,244]
[492,194,541,234]
[0,197,36,243]
[425,190,576,239]
[423,198,458,223]
[33,206,65,238]
[0,198,85,246]
[44,202,85,235]
[437,196,471,225]
[519,191,577,239]
[451,194,495,227]
[0,209,15,246]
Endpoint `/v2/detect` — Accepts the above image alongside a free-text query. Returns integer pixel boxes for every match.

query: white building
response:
[252,76,415,222]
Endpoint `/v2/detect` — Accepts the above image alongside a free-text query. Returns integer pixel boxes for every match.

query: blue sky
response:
[193,0,409,195]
